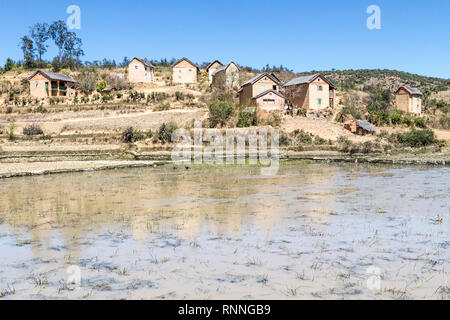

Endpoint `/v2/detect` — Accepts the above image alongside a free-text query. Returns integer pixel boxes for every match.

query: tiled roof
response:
[131,57,153,68]
[283,73,336,89]
[398,86,422,96]
[27,70,76,82]
[241,72,281,86]
[211,62,239,76]
[172,57,199,70]
[252,89,285,100]
[356,120,376,133]
[206,60,223,71]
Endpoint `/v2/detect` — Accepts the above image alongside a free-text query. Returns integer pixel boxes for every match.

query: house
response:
[206,60,223,82]
[283,73,336,111]
[27,70,77,98]
[238,72,282,107]
[172,57,200,84]
[345,120,376,135]
[128,57,154,83]
[212,62,240,89]
[251,90,286,115]
[395,86,422,114]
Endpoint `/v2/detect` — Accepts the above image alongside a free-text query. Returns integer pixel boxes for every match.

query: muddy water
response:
[0,163,448,300]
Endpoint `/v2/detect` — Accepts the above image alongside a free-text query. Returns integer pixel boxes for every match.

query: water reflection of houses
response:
[0,165,340,246]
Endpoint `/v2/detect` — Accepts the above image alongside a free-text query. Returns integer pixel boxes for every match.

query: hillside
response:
[284,69,450,94]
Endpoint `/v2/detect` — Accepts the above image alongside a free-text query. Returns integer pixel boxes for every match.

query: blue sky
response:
[0,0,449,78]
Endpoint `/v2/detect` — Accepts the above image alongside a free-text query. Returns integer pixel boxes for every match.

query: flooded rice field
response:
[0,163,448,299]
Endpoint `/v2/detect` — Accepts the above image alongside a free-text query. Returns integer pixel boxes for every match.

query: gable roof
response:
[206,60,223,71]
[252,89,285,100]
[131,57,153,68]
[356,120,376,133]
[27,70,76,83]
[172,57,200,70]
[211,62,239,76]
[283,73,336,89]
[241,72,281,87]
[396,86,422,96]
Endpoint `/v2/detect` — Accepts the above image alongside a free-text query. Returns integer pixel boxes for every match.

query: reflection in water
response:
[0,164,448,299]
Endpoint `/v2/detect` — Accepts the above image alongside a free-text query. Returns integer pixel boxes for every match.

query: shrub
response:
[96,80,107,93]
[394,129,437,148]
[314,135,327,145]
[23,123,43,136]
[298,132,312,144]
[35,105,47,113]
[401,115,413,127]
[237,105,258,128]
[76,69,98,94]
[158,122,178,144]
[337,136,354,153]
[7,122,16,141]
[296,108,307,117]
[208,99,234,128]
[175,91,185,101]
[121,127,145,143]
[279,131,290,146]
[359,141,376,154]
[154,103,170,111]
[264,112,282,127]
[101,94,113,103]
[40,134,52,140]
[439,115,450,129]
[390,111,402,125]
[413,117,427,128]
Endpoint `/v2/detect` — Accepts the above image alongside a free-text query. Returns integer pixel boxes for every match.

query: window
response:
[263,99,275,104]
[35,80,39,87]
[135,65,138,69]
[273,85,277,90]
[260,85,265,92]
[318,85,323,91]
[318,98,322,105]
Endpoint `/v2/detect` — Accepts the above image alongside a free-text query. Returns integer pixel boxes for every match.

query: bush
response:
[394,129,437,148]
[413,117,427,128]
[314,135,327,145]
[154,103,170,111]
[175,91,185,101]
[101,94,113,103]
[76,69,98,94]
[158,122,178,144]
[298,132,312,144]
[121,127,145,143]
[7,122,16,141]
[264,112,282,127]
[279,131,290,146]
[439,115,450,129]
[337,136,355,153]
[296,108,307,117]
[208,99,234,128]
[390,111,402,125]
[96,80,107,93]
[23,123,43,136]
[237,105,258,128]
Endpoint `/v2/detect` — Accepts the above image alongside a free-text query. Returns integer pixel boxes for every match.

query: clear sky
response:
[0,0,449,78]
